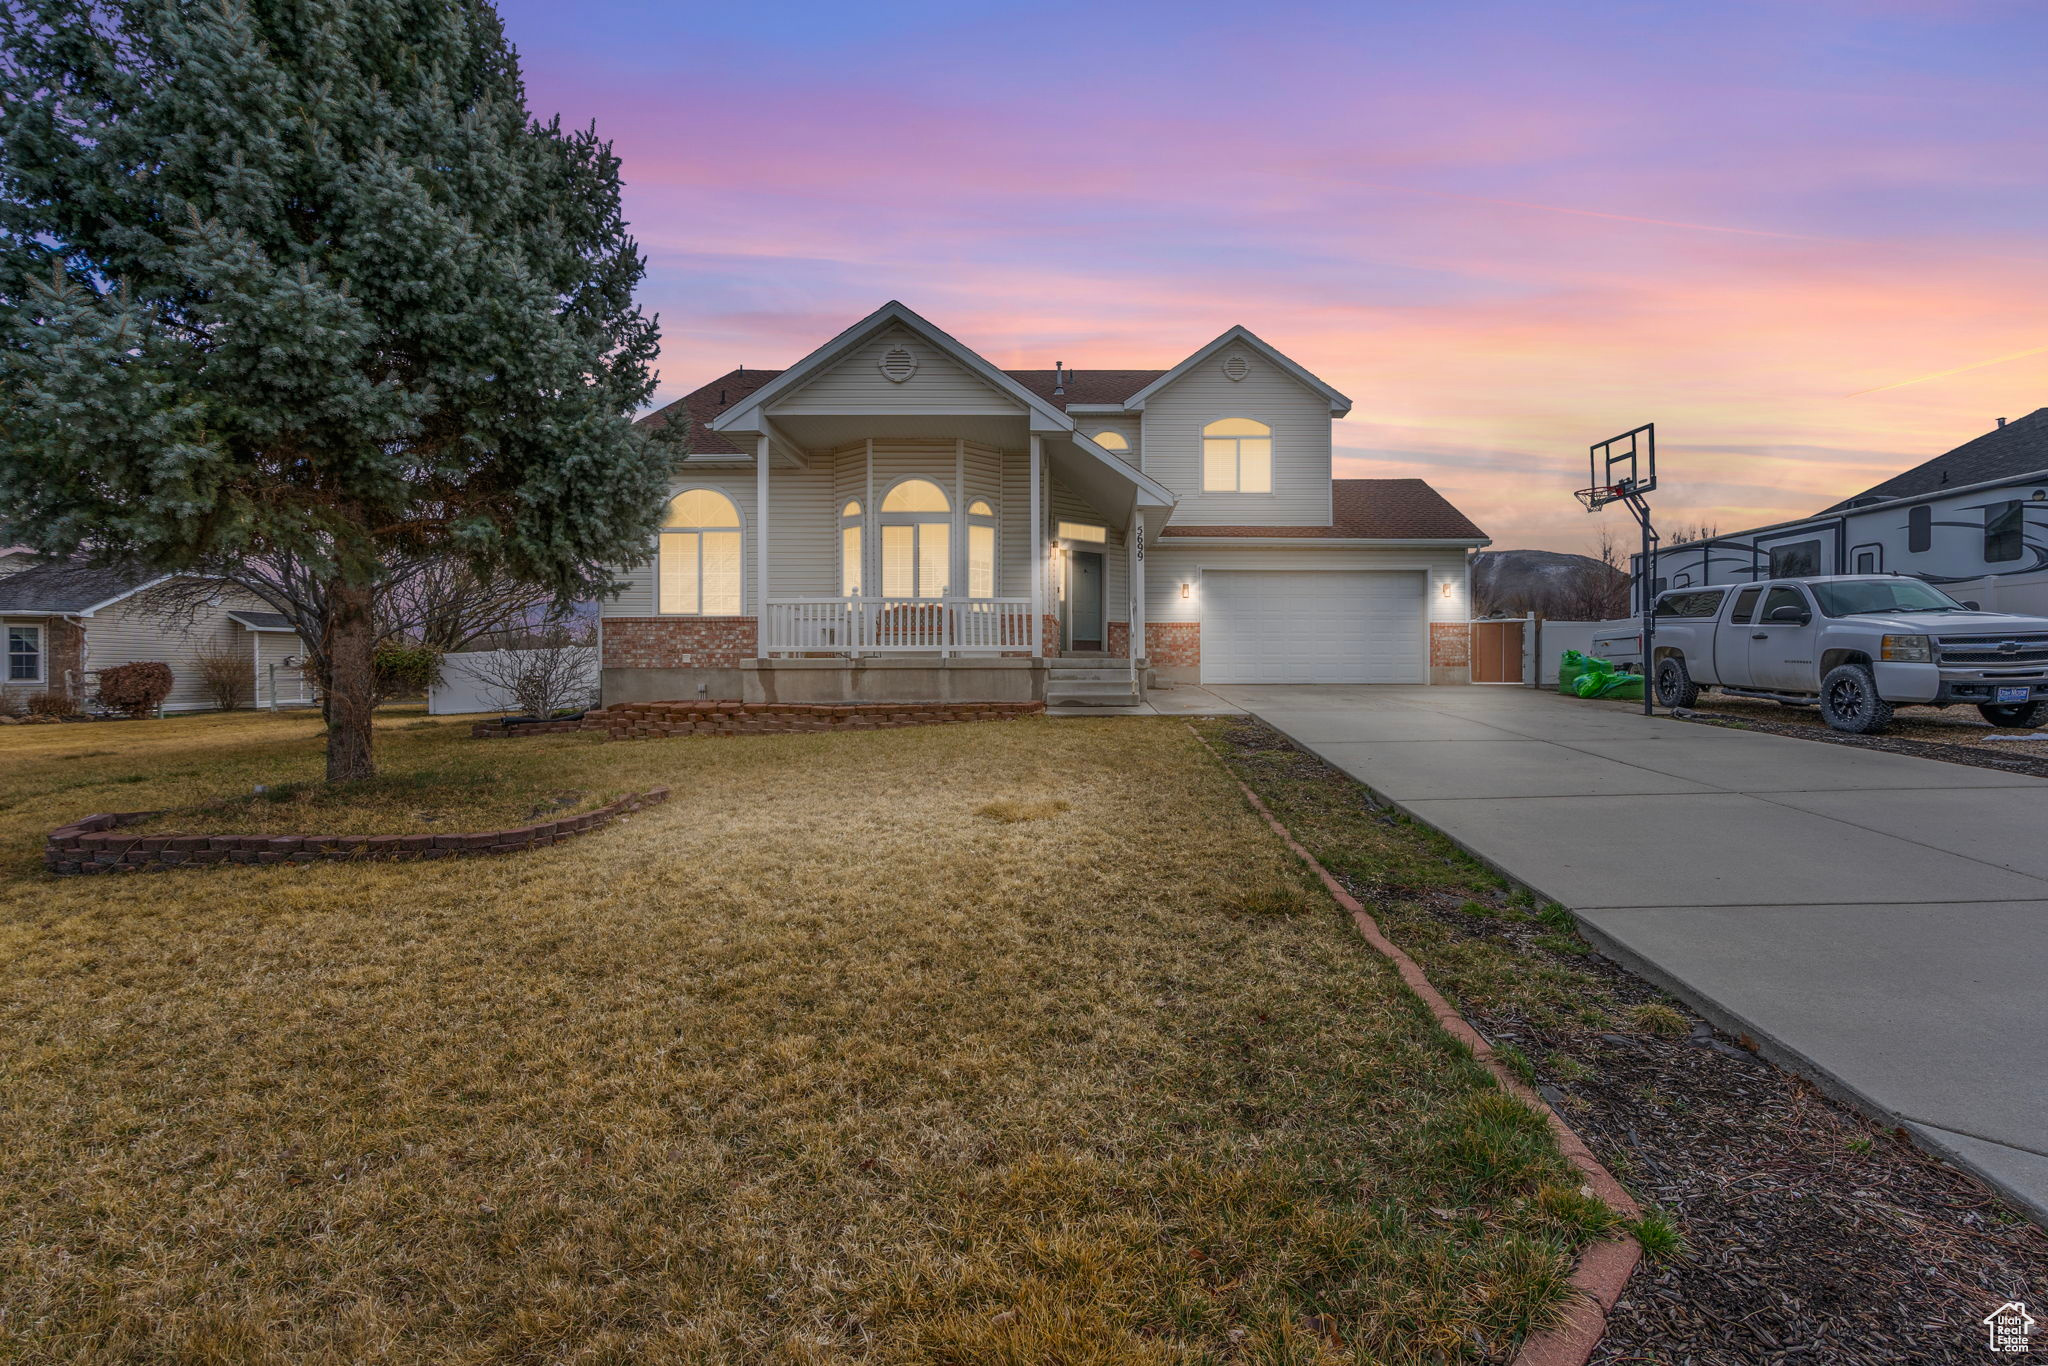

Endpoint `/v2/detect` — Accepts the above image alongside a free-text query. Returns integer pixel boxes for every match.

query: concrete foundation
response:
[600,666,745,704]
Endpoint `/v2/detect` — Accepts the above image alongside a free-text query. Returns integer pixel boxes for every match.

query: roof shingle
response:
[0,560,163,614]
[1159,479,1487,542]
[1825,407,2048,511]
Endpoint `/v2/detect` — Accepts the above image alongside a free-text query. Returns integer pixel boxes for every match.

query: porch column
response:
[756,434,770,659]
[1028,435,1043,659]
[1128,511,1146,666]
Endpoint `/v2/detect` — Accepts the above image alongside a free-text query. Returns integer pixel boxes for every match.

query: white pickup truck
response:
[1647,575,2048,733]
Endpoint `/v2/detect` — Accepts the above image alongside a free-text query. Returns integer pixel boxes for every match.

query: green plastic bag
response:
[1556,649,1594,696]
[1574,667,1644,700]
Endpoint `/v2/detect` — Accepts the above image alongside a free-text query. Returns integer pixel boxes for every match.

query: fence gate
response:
[1469,619,1526,684]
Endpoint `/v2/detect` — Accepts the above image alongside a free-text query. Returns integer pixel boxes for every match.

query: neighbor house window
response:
[881,478,949,598]
[6,624,42,682]
[967,499,996,599]
[839,499,864,597]
[659,488,743,615]
[1091,431,1130,453]
[1986,500,2025,563]
[1202,418,1272,492]
[1908,505,1932,553]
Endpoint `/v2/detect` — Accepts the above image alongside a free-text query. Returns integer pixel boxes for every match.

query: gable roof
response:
[0,560,169,614]
[226,609,296,633]
[707,301,1075,436]
[1824,407,2048,511]
[1158,479,1487,542]
[1119,325,1352,415]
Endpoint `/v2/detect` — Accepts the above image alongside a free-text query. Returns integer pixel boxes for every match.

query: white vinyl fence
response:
[1528,619,1643,684]
[428,647,599,716]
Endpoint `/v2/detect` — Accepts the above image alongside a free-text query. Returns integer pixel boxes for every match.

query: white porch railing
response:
[765,597,1035,655]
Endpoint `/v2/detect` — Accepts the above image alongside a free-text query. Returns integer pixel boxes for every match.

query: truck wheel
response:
[1819,663,1894,734]
[1654,656,1699,708]
[1978,700,2048,728]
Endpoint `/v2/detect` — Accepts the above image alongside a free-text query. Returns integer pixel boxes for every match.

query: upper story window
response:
[880,478,949,598]
[659,488,742,615]
[1202,418,1272,492]
[7,624,43,682]
[1091,431,1130,452]
[840,500,863,597]
[967,500,996,599]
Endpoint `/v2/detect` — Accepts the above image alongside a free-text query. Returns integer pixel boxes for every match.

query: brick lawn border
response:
[44,786,670,876]
[473,699,1042,740]
[1188,725,1642,1366]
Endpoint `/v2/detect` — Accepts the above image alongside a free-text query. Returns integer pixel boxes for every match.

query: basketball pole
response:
[1583,424,1660,718]
[1617,486,1659,718]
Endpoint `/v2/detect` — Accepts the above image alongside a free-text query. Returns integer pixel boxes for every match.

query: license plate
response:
[1996,686,2033,703]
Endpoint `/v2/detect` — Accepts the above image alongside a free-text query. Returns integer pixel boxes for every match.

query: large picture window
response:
[659,488,743,615]
[6,624,42,682]
[881,478,950,598]
[1202,418,1272,492]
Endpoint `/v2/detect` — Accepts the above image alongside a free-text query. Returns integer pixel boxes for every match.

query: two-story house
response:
[599,302,1488,705]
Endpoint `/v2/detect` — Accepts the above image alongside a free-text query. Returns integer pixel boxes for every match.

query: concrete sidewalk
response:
[1215,683,2048,1222]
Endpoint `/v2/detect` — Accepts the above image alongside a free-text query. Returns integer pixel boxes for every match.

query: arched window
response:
[880,478,950,598]
[1202,418,1272,492]
[840,499,863,597]
[967,499,996,599]
[1091,431,1130,452]
[660,488,742,615]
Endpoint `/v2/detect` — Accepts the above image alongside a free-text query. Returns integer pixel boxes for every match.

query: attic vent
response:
[879,345,918,383]
[1222,353,1250,382]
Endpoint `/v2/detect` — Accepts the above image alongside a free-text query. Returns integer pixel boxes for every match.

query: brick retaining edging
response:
[472,700,1042,740]
[43,786,671,876]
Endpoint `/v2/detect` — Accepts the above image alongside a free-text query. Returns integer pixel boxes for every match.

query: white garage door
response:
[1201,570,1426,684]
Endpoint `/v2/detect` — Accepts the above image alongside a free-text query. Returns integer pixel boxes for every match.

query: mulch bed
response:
[1210,720,2048,1365]
[1670,704,2048,781]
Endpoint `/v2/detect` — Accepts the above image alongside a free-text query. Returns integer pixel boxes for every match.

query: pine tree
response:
[0,0,672,779]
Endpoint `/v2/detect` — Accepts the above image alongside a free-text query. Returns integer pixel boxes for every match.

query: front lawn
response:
[0,712,1602,1363]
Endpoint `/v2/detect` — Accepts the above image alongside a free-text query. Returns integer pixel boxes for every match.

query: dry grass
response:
[0,711,1597,1363]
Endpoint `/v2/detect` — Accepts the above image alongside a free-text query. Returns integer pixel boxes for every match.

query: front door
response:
[1066,551,1105,652]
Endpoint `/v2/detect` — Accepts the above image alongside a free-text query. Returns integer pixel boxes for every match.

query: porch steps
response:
[1044,664,1141,711]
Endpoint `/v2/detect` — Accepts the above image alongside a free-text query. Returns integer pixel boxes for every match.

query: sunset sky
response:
[497,0,2048,554]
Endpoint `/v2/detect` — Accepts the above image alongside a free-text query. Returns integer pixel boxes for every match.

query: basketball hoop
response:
[1581,424,1660,718]
[1575,484,1626,512]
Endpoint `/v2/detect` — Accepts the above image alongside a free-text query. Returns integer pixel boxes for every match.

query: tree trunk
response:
[324,578,378,782]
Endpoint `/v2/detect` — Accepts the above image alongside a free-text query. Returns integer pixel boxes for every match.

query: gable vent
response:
[879,345,918,383]
[1222,353,1250,382]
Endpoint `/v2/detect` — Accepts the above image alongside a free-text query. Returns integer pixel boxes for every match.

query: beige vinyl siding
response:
[1076,415,1141,471]
[1147,545,1471,625]
[1141,355,1334,525]
[774,323,1027,416]
[84,588,304,712]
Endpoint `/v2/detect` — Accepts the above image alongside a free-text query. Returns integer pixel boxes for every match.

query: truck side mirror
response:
[1962,600,1981,611]
[1767,604,1810,625]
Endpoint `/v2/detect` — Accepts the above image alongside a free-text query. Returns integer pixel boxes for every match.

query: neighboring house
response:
[1647,408,2048,614]
[604,301,1489,704]
[0,559,314,712]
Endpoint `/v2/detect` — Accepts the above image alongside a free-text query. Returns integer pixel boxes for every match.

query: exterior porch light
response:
[1180,580,1191,599]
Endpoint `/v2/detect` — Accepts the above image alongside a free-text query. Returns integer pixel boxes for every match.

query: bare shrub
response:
[0,690,22,718]
[27,688,77,717]
[464,629,597,719]
[192,646,253,711]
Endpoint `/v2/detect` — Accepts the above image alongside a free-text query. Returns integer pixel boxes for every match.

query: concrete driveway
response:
[1213,683,2048,1222]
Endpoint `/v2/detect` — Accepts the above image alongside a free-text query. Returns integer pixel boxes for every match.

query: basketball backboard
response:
[1579,423,1656,511]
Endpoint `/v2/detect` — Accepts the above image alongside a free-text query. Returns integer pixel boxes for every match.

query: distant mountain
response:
[1472,549,1626,619]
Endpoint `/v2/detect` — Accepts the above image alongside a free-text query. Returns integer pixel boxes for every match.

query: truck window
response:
[1654,590,1726,619]
[1760,586,1807,621]
[1729,586,1763,623]
[1767,539,1822,577]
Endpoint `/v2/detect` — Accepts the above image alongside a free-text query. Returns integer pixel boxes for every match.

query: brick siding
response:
[602,617,756,670]
[1147,622,1200,668]
[1430,622,1472,668]
[1105,621,1130,659]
